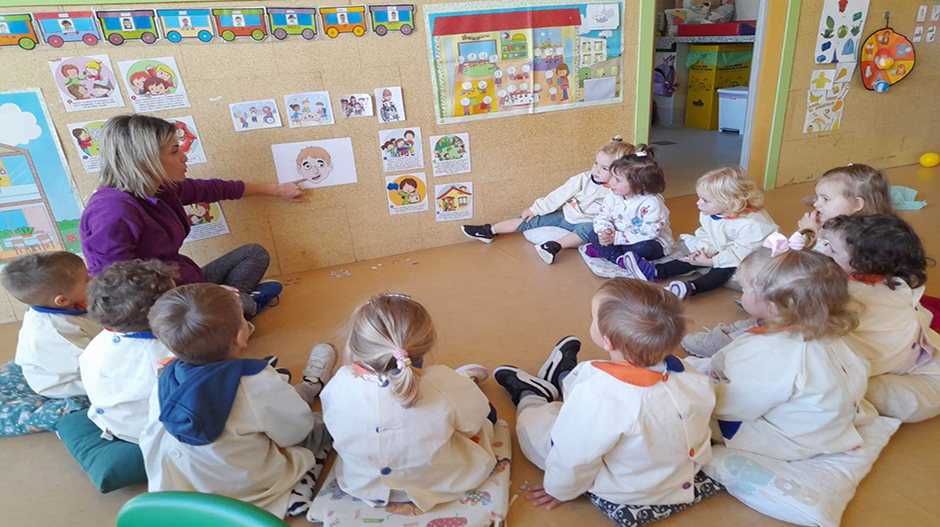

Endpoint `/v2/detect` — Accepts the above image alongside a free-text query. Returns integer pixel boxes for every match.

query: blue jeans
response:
[587,231,665,264]
[514,210,593,242]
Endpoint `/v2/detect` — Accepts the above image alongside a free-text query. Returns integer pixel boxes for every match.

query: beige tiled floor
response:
[0,164,938,527]
[651,123,745,198]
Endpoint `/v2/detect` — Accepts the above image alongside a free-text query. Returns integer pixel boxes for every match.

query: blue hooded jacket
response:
[158,358,268,446]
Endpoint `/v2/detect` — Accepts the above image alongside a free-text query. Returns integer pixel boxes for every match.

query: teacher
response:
[80,114,303,319]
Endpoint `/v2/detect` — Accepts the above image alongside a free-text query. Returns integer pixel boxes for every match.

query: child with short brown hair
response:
[496,278,715,515]
[2,252,101,397]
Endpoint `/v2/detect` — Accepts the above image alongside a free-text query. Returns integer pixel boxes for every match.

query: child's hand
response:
[685,251,714,266]
[798,210,821,231]
[598,228,615,246]
[526,485,565,510]
[520,208,537,222]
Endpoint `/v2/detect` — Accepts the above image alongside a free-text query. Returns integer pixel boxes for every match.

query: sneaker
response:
[584,245,603,258]
[535,241,561,265]
[276,367,292,383]
[682,319,758,358]
[461,224,495,244]
[733,297,743,308]
[667,281,690,299]
[296,343,338,404]
[251,281,283,314]
[456,364,490,384]
[616,252,657,281]
[537,336,581,393]
[263,355,280,368]
[494,366,559,405]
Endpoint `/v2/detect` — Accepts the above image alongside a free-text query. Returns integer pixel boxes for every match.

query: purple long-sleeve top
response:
[80,178,245,285]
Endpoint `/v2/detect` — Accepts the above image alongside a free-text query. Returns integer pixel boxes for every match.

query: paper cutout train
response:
[0,5,416,49]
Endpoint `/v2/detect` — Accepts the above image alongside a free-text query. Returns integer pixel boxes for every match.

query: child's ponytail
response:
[599,135,638,160]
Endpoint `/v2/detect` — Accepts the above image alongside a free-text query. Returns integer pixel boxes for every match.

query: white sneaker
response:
[681,318,758,358]
[456,364,490,384]
[666,281,690,299]
[295,343,337,404]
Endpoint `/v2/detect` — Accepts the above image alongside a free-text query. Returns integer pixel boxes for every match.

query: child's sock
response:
[295,343,338,404]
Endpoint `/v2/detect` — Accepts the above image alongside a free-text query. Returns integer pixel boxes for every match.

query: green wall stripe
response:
[763,0,802,190]
[633,0,655,145]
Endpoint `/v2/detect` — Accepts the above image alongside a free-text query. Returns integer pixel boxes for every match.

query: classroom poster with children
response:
[47,55,125,113]
[65,120,106,173]
[271,138,358,189]
[424,0,625,124]
[183,202,230,243]
[0,89,85,262]
[374,86,406,124]
[166,116,207,165]
[434,182,474,222]
[284,91,335,128]
[229,99,283,132]
[117,57,191,112]
[338,93,374,118]
[385,173,429,215]
[429,133,472,177]
[379,127,424,173]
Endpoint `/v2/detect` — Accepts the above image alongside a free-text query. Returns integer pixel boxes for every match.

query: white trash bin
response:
[717,86,749,134]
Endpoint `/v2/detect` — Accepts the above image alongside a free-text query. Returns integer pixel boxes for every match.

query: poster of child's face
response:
[179,16,192,29]
[233,15,245,27]
[58,19,76,33]
[47,55,125,113]
[271,137,358,189]
[0,23,9,34]
[286,14,298,25]
[121,17,135,30]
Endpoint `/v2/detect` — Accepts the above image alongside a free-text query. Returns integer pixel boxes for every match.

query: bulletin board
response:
[0,0,640,323]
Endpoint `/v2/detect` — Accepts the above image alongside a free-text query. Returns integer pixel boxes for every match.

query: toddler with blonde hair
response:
[321,294,497,512]
[619,166,778,299]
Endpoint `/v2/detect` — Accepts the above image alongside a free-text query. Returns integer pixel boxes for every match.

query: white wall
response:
[734,0,761,20]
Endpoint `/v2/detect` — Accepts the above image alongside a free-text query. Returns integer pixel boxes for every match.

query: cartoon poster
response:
[803,82,851,133]
[338,93,374,118]
[424,0,624,124]
[66,120,106,173]
[166,116,207,165]
[229,99,282,132]
[271,137,358,189]
[284,91,334,128]
[183,202,230,243]
[814,0,870,63]
[385,172,429,215]
[117,57,191,112]
[379,127,424,173]
[434,182,474,222]
[0,89,85,262]
[375,86,406,123]
[429,133,471,177]
[47,55,125,113]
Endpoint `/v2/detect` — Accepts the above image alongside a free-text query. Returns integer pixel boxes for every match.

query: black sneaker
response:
[535,241,562,265]
[275,367,292,383]
[461,224,496,244]
[537,336,581,392]
[494,366,559,405]
[263,355,280,368]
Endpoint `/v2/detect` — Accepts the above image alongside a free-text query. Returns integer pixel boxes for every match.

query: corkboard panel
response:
[776,0,940,186]
[0,0,639,323]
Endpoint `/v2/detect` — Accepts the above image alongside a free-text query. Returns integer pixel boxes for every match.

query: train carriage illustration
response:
[157,9,215,43]
[267,8,317,40]
[369,5,415,36]
[96,10,160,46]
[320,6,367,38]
[0,13,40,50]
[35,11,101,47]
[212,8,267,41]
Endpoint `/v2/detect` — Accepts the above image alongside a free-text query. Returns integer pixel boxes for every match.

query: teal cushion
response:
[0,361,89,436]
[55,410,147,493]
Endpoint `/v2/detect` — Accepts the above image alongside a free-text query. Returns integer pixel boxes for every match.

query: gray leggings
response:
[202,243,270,318]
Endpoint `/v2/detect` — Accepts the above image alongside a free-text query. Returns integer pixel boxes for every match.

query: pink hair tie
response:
[763,232,806,257]
[393,349,411,370]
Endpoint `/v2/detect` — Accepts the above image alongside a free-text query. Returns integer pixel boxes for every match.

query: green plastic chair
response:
[116,492,289,527]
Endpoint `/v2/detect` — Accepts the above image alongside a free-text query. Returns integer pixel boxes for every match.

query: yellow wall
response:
[0,0,639,323]
[775,0,940,186]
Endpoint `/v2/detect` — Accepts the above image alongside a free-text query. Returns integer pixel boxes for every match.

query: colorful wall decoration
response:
[424,0,624,124]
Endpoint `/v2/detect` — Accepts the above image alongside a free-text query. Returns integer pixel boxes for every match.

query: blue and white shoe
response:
[666,281,690,299]
[537,336,581,393]
[616,252,658,281]
[494,366,559,405]
[251,281,283,314]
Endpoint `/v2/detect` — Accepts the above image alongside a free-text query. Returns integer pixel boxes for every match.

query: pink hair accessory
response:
[763,231,806,257]
[393,349,411,369]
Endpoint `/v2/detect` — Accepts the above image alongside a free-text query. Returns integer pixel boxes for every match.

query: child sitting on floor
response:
[706,231,874,461]
[80,259,178,443]
[139,284,332,518]
[825,214,940,423]
[583,149,674,269]
[321,293,496,512]
[1,252,101,397]
[620,166,778,299]
[461,136,636,264]
[494,279,715,518]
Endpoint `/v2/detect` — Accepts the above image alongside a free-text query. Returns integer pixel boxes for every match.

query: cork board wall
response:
[775,0,940,186]
[0,1,640,323]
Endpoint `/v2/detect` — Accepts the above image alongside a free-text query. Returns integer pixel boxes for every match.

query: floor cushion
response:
[0,361,89,437]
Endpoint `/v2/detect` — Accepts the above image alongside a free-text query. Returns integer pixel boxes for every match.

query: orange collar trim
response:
[352,362,373,377]
[593,361,662,387]
[723,207,760,220]
[849,273,886,285]
[746,325,798,335]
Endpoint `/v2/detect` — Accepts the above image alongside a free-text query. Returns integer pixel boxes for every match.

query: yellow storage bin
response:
[685,44,752,130]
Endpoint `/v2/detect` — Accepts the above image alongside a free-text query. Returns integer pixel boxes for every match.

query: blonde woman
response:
[79,114,304,318]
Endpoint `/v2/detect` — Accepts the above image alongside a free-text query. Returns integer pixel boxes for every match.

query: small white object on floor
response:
[522,226,573,245]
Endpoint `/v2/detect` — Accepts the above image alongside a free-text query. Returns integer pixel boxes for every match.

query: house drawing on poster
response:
[0,143,64,260]
[430,7,581,118]
[436,184,472,211]
[580,36,607,66]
